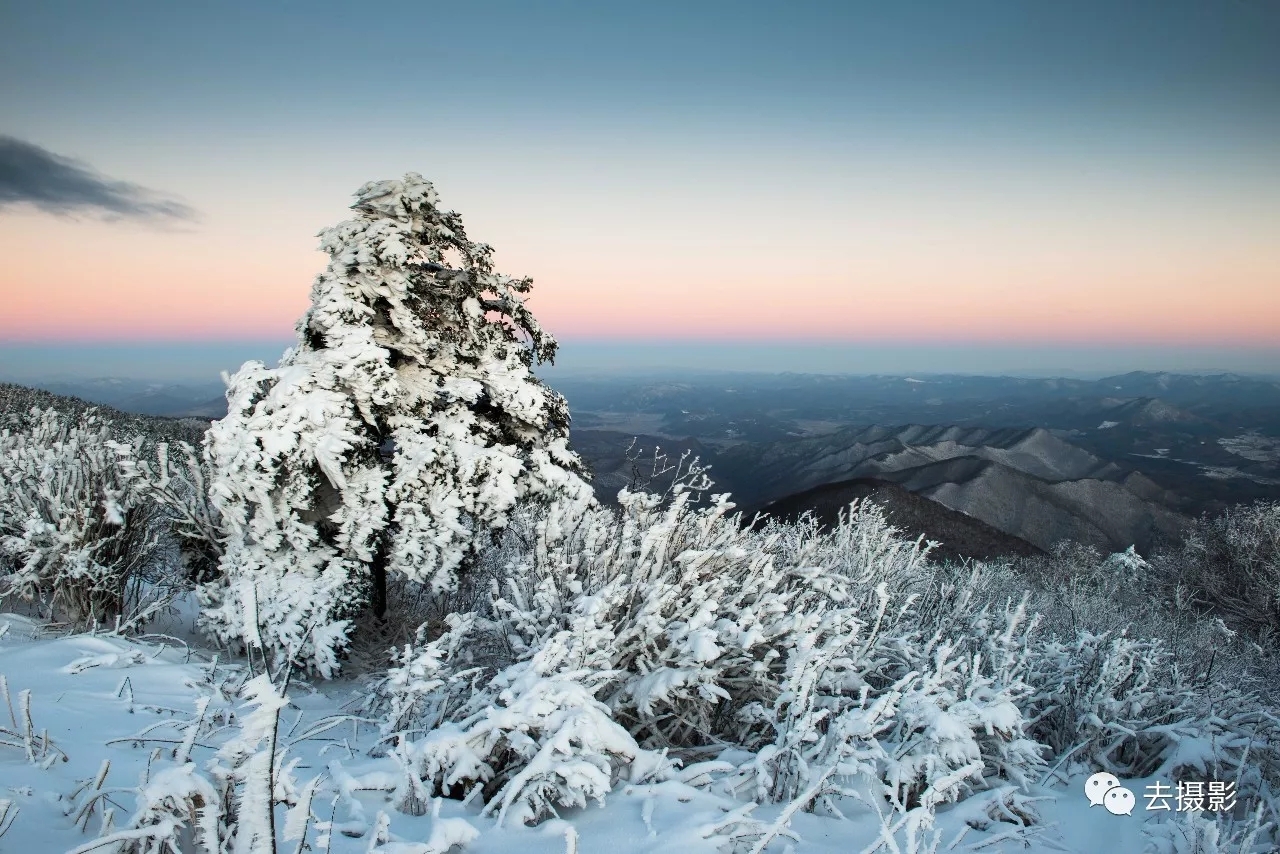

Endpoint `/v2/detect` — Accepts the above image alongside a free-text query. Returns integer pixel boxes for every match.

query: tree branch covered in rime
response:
[201,174,594,676]
[624,439,714,503]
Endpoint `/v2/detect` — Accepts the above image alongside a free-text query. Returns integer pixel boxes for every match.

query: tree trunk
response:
[370,535,389,622]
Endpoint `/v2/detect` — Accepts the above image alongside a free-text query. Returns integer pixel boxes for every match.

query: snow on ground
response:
[1198,465,1280,485]
[0,611,1219,853]
[1218,433,1280,464]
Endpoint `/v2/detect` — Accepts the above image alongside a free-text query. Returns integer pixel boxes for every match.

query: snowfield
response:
[0,607,1234,854]
[1218,433,1280,464]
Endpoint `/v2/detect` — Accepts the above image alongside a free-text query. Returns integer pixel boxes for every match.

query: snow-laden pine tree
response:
[202,174,594,676]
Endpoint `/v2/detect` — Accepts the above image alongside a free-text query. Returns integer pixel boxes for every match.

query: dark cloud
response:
[0,135,196,222]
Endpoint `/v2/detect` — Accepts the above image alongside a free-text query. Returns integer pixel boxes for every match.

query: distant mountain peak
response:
[1104,396,1203,425]
[751,476,1044,563]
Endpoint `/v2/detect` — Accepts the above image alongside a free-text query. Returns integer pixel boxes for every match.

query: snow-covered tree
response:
[203,173,594,676]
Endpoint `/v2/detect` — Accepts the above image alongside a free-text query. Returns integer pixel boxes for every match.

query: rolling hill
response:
[750,477,1045,563]
[711,424,1188,554]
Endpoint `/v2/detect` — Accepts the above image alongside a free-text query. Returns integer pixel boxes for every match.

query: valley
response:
[558,371,1280,556]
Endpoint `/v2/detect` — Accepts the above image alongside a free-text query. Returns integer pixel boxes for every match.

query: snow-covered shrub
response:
[1020,533,1277,693]
[113,439,224,584]
[880,606,1044,810]
[733,509,1044,812]
[1026,631,1195,773]
[1013,541,1164,640]
[1004,537,1274,750]
[1144,804,1272,854]
[82,673,319,854]
[0,407,167,627]
[203,173,594,677]
[380,612,483,739]
[381,600,675,826]
[377,492,1047,824]
[407,664,666,827]
[1005,539,1280,812]
[733,619,908,810]
[1151,501,1280,643]
[101,764,224,854]
[1023,628,1280,797]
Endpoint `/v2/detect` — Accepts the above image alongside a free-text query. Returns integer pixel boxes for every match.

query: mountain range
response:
[716,424,1186,554]
[7,370,1278,560]
[754,477,1046,563]
[560,371,1279,556]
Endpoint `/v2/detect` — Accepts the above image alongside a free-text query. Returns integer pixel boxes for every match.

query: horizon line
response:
[4,335,1280,349]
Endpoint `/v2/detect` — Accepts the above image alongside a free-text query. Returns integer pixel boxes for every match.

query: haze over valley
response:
[15,367,1279,561]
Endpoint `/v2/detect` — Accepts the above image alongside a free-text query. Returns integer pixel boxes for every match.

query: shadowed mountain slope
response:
[718,425,1123,505]
[715,424,1187,554]
[750,477,1045,563]
[892,457,1185,553]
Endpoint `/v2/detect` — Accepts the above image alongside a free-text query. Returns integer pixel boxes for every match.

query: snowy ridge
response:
[721,424,1185,553]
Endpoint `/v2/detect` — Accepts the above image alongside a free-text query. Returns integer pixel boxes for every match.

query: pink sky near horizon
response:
[4,184,1277,348]
[4,1,1279,366]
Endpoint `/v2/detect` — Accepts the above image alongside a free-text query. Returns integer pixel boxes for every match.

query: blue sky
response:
[1,1,1277,379]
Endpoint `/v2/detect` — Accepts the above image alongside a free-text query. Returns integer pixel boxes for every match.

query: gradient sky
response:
[1,0,1278,378]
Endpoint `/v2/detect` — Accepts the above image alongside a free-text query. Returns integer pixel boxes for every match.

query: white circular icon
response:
[1084,771,1122,807]
[1104,786,1136,816]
